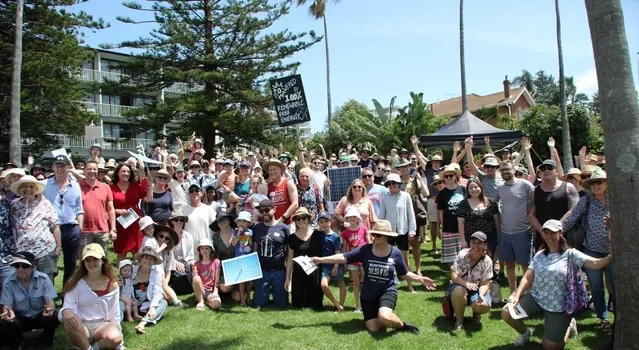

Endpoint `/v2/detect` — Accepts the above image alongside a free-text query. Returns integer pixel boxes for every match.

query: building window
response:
[83,62,94,70]
[102,95,120,105]
[100,59,122,73]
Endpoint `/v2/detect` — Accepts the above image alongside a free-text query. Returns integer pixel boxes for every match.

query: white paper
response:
[508,302,528,320]
[292,255,318,275]
[117,208,140,229]
[52,148,69,158]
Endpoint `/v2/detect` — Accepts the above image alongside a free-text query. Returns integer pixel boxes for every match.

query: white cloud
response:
[575,68,598,93]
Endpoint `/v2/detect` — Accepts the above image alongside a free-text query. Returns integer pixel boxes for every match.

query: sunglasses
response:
[157,234,170,240]
[189,188,200,193]
[294,216,309,221]
[483,165,498,169]
[385,182,399,187]
[13,263,31,269]
[590,179,605,186]
[156,176,168,181]
[172,218,186,223]
[352,185,363,189]
[539,165,555,171]
[258,209,272,214]
[566,175,577,181]
[312,161,321,165]
[371,233,381,238]
[443,174,455,179]
[59,193,64,206]
[515,172,524,177]
[384,170,391,173]
[361,175,373,179]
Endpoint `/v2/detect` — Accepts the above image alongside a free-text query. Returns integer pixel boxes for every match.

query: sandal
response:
[135,325,146,334]
[195,302,205,311]
[599,319,612,330]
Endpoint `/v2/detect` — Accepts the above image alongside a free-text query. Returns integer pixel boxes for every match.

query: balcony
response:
[80,102,137,119]
[76,69,200,94]
[56,135,157,151]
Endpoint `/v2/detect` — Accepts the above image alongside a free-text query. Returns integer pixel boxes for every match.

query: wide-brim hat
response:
[209,212,237,232]
[481,153,497,161]
[430,154,443,162]
[154,224,180,246]
[30,164,46,174]
[430,174,442,187]
[562,167,582,180]
[580,164,597,175]
[189,160,201,168]
[291,207,313,221]
[441,164,462,178]
[582,168,607,192]
[397,160,412,168]
[384,173,402,186]
[264,158,286,172]
[105,159,116,168]
[135,247,163,264]
[483,157,500,167]
[10,175,45,196]
[155,168,170,178]
[170,208,189,223]
[368,220,398,237]
[197,238,215,251]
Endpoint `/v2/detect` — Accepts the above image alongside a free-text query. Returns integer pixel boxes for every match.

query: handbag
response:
[169,259,194,296]
[411,178,429,226]
[564,249,590,316]
[443,257,483,317]
[565,197,590,251]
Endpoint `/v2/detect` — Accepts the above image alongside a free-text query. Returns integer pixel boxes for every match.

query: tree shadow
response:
[272,319,401,339]
[158,337,244,349]
[430,315,485,336]
[487,343,542,350]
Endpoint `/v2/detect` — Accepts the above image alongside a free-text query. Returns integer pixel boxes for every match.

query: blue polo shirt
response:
[0,269,58,318]
[41,177,84,225]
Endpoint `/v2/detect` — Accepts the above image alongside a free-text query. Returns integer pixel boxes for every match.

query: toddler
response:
[340,207,371,313]
[233,211,254,306]
[318,212,346,312]
[118,259,140,322]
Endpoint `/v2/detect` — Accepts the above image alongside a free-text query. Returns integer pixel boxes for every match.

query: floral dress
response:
[297,183,323,226]
[10,196,58,259]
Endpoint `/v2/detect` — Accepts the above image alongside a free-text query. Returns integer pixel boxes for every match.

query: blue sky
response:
[76,0,639,133]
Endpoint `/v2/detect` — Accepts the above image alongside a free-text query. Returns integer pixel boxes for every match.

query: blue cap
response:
[317,211,331,221]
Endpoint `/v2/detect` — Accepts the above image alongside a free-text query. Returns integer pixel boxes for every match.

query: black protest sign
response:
[269,74,311,127]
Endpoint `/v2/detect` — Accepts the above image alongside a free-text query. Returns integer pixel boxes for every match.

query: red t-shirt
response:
[268,178,292,224]
[341,226,368,266]
[195,258,221,292]
[80,179,114,233]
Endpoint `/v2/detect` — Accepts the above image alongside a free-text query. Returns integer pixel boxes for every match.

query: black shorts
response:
[390,234,409,251]
[361,290,398,322]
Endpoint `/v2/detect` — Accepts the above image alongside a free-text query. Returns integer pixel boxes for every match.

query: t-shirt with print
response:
[322,231,341,269]
[195,258,221,292]
[344,245,408,301]
[529,248,588,312]
[477,171,503,199]
[451,248,494,284]
[436,186,467,233]
[495,179,534,235]
[310,169,327,199]
[341,226,368,266]
[366,184,388,217]
[252,222,290,271]
[233,228,253,256]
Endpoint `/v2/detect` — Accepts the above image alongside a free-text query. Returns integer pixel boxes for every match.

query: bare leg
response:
[351,269,361,310]
[505,261,517,294]
[63,321,90,349]
[378,307,405,329]
[409,235,422,275]
[400,249,415,292]
[501,306,527,334]
[429,222,439,251]
[450,286,468,326]
[192,275,204,310]
[321,277,342,310]
[338,280,346,307]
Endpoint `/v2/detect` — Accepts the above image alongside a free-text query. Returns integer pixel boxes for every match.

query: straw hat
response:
[154,224,180,246]
[291,207,313,221]
[105,159,116,168]
[562,168,582,180]
[441,163,462,178]
[430,154,443,162]
[263,158,286,172]
[580,164,597,176]
[10,175,45,196]
[134,246,163,264]
[368,220,398,237]
[430,174,442,187]
[582,168,607,192]
[170,208,189,223]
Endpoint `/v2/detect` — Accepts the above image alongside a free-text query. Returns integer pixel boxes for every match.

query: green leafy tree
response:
[103,0,320,154]
[512,69,535,94]
[0,0,106,163]
[392,92,448,150]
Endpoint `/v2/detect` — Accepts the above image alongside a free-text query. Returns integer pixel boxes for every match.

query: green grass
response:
[46,242,611,350]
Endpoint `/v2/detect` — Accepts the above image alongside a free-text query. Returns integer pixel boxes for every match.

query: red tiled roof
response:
[429,87,527,117]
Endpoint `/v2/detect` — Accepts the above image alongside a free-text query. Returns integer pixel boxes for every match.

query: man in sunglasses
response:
[78,161,116,255]
[528,160,580,250]
[0,252,60,349]
[464,137,503,199]
[357,147,376,171]
[361,167,387,217]
[40,155,84,288]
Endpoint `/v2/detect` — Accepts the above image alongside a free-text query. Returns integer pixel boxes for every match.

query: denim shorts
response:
[499,231,533,265]
[447,283,493,307]
[321,265,344,281]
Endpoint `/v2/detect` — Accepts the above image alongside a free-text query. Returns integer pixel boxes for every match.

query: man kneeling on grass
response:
[312,220,436,334]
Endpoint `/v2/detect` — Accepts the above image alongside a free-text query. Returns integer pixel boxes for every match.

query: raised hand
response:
[453,141,461,152]
[484,136,491,146]
[464,136,474,146]
[547,137,556,148]
[411,135,419,146]
[521,137,532,150]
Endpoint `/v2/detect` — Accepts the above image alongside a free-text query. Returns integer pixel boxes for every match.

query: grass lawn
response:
[47,241,612,350]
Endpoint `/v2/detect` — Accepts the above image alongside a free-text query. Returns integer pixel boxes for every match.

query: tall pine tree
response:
[0,0,106,162]
[103,0,321,154]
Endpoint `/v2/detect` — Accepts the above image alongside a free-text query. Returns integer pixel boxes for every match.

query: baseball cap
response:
[82,243,105,260]
[542,219,563,232]
[223,159,234,166]
[469,231,487,242]
[239,161,251,168]
[538,159,557,169]
[11,251,36,267]
[317,211,331,221]
[118,259,133,270]
[53,155,70,165]
[188,182,201,191]
[256,199,275,209]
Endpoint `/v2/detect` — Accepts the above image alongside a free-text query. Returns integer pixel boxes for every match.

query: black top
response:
[456,198,499,241]
[252,222,291,271]
[437,186,467,233]
[534,181,569,224]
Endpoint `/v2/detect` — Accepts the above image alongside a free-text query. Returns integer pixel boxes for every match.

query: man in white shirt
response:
[181,183,216,256]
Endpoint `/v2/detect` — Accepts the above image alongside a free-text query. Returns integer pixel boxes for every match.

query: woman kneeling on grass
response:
[447,231,493,330]
[312,220,436,334]
[191,238,222,311]
[132,247,168,334]
[501,220,612,349]
[60,244,123,350]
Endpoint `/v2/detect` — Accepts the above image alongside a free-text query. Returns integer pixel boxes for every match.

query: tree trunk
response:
[202,0,217,155]
[585,1,639,349]
[555,0,573,168]
[459,0,467,112]
[323,15,332,124]
[9,0,25,166]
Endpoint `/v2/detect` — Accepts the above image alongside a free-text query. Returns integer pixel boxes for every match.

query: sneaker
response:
[471,313,482,324]
[569,318,578,339]
[353,307,362,313]
[454,321,465,330]
[514,328,532,347]
[399,321,420,334]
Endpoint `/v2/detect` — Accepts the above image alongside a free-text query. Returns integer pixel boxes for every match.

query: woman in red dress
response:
[110,163,153,265]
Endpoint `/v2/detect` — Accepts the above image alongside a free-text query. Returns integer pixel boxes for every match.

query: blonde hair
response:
[346,179,367,203]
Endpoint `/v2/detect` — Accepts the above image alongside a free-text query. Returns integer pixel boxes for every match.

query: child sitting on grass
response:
[191,238,222,311]
[318,212,346,312]
[118,259,141,322]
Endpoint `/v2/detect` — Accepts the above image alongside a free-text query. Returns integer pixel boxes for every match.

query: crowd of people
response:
[0,135,614,349]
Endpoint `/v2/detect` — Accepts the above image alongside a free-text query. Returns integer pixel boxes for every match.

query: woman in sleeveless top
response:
[60,244,123,350]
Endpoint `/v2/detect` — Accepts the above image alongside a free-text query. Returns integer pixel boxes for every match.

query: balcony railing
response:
[80,102,137,118]
[75,69,201,94]
[56,135,157,151]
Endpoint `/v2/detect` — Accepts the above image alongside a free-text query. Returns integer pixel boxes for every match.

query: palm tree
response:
[9,0,25,166]
[555,0,572,168]
[459,0,468,112]
[585,1,639,348]
[512,69,535,95]
[296,0,341,124]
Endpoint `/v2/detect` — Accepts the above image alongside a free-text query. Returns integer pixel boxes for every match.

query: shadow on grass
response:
[272,319,401,339]
[431,315,486,336]
[157,336,243,350]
